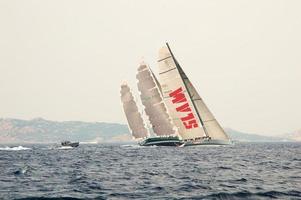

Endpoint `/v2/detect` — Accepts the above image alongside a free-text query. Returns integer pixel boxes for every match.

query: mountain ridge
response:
[0,118,299,144]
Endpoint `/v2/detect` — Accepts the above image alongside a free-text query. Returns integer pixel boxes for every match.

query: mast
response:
[149,67,163,95]
[165,43,209,137]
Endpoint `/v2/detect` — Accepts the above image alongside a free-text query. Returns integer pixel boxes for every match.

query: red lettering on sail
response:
[181,113,194,121]
[169,87,186,103]
[169,87,199,129]
[184,120,198,129]
[176,103,191,112]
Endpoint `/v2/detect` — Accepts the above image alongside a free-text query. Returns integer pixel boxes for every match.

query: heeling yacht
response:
[120,44,231,146]
[157,43,231,146]
[120,80,183,146]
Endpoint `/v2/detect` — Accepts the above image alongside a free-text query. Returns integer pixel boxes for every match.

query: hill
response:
[0,118,296,143]
[0,118,130,144]
[224,128,290,142]
[282,129,301,142]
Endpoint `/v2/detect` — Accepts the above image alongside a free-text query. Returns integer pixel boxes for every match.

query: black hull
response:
[138,136,231,147]
[139,136,184,147]
[139,137,231,147]
[141,141,183,146]
[183,139,231,146]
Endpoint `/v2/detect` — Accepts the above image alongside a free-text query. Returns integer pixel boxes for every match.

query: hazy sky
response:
[0,0,300,135]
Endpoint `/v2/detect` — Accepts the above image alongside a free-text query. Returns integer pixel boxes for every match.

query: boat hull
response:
[139,136,184,146]
[61,142,79,148]
[184,139,231,146]
[138,137,231,147]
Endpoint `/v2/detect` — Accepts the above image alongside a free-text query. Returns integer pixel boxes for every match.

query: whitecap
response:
[121,144,158,149]
[0,146,31,151]
[121,144,144,148]
[57,146,74,150]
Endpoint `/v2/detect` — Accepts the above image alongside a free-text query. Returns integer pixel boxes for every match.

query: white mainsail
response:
[120,83,149,139]
[136,62,177,136]
[157,47,206,140]
[157,44,229,141]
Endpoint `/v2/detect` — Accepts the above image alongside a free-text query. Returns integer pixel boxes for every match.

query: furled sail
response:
[136,62,177,136]
[158,44,229,141]
[157,47,206,140]
[120,83,148,139]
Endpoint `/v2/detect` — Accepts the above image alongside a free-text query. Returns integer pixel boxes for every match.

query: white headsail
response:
[120,83,149,139]
[157,44,229,141]
[137,62,177,136]
[176,62,229,141]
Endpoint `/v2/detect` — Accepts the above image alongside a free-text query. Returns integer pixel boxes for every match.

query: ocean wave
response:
[0,146,31,151]
[15,198,84,200]
[200,190,301,200]
[1,143,300,200]
[16,190,301,200]
[121,144,140,148]
[217,166,233,170]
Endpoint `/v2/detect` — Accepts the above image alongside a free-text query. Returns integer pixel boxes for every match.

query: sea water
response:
[0,143,300,200]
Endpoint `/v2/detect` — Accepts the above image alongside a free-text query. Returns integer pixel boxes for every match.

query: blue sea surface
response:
[0,143,300,200]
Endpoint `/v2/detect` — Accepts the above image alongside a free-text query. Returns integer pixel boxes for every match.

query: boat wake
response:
[0,146,31,151]
[57,146,74,150]
[121,144,157,149]
[121,144,142,148]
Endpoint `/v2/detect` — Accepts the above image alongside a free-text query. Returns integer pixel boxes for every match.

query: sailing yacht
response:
[120,64,183,146]
[157,43,231,146]
[120,43,231,146]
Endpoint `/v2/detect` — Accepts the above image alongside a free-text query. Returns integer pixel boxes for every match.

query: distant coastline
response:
[0,118,299,144]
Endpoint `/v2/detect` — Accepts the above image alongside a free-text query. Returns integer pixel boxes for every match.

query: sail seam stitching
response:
[203,119,216,122]
[158,56,172,62]
[159,67,177,75]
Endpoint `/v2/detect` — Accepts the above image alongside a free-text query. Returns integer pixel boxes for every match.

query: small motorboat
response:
[61,141,79,147]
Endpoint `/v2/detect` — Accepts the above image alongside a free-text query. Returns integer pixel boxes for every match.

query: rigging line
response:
[149,67,163,95]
